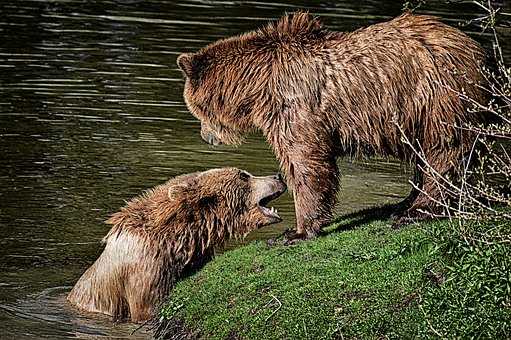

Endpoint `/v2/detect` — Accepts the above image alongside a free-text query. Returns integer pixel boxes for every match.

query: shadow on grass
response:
[322,202,401,236]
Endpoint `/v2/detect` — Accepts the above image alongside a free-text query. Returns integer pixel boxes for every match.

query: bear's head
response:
[177,12,326,146]
[176,46,260,146]
[169,168,287,239]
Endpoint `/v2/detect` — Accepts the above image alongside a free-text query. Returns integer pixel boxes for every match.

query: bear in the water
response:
[67,168,286,322]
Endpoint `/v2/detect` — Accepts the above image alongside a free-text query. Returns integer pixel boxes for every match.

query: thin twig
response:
[265,294,282,322]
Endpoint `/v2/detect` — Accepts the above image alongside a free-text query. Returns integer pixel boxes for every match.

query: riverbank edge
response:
[155,207,510,339]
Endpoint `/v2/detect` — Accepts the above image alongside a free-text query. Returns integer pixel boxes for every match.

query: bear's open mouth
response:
[258,190,284,222]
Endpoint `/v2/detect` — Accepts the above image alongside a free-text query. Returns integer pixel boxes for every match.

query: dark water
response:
[1,0,509,338]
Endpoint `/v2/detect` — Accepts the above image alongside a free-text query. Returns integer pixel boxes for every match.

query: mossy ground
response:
[157,206,510,339]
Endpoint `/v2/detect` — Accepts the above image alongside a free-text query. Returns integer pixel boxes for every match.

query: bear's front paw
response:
[266,228,316,247]
[282,228,311,245]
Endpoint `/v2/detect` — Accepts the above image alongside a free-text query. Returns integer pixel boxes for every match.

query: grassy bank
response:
[156,207,510,339]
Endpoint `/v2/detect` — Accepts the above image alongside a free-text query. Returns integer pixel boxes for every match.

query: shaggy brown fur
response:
[67,168,286,322]
[177,12,486,239]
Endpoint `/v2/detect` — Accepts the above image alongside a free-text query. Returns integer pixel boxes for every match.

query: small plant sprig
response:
[397,0,511,223]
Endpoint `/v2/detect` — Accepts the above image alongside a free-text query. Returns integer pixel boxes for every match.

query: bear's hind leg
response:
[400,146,466,223]
[391,164,423,219]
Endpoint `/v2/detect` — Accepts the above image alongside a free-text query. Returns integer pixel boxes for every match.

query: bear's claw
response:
[282,228,309,245]
[266,228,310,247]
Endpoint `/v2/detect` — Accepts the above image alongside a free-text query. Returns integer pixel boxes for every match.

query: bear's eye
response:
[239,172,250,181]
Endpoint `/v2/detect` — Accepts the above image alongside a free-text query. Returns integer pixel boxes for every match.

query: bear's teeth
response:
[268,207,279,217]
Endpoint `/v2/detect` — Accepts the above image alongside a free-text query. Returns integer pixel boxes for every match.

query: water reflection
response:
[0,0,508,338]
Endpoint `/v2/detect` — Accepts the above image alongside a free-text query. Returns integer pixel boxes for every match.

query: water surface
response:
[1,0,509,338]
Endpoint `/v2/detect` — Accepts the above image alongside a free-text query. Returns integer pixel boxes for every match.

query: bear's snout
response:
[272,172,284,182]
[253,174,287,203]
[202,130,221,146]
[200,124,222,146]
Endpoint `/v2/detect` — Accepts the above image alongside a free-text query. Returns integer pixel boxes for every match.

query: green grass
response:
[157,208,511,339]
[419,220,511,338]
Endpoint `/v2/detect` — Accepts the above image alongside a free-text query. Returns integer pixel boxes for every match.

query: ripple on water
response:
[0,287,150,339]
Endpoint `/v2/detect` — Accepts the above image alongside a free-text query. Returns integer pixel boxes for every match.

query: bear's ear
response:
[168,182,189,201]
[177,53,194,78]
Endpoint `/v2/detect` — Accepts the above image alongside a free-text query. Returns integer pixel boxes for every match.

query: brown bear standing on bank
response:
[176,12,486,240]
[67,168,286,322]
